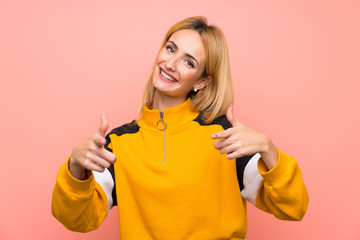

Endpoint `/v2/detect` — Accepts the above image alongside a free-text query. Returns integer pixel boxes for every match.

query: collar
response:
[137,98,199,132]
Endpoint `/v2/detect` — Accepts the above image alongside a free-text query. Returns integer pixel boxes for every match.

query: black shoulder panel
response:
[108,120,140,136]
[193,114,232,130]
[193,114,254,191]
[105,120,139,207]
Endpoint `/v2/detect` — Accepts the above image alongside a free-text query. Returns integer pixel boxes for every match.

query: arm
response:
[212,106,309,220]
[256,149,308,220]
[51,113,117,232]
[241,149,309,221]
[51,158,110,232]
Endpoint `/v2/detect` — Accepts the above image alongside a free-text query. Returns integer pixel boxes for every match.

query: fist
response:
[69,113,117,179]
[211,106,277,169]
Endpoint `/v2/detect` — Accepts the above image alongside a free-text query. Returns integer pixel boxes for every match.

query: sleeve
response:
[241,148,309,221]
[51,157,114,232]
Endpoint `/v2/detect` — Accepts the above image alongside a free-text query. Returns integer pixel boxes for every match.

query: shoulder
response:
[193,114,232,130]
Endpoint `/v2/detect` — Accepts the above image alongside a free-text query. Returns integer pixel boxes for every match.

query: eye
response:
[166,45,175,53]
[185,60,194,68]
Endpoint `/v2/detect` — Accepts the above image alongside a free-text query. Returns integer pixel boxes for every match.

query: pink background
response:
[0,0,359,239]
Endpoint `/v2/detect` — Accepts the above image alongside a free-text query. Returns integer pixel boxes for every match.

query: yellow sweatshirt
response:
[52,99,308,240]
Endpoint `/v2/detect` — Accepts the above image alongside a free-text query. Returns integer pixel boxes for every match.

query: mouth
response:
[159,67,178,83]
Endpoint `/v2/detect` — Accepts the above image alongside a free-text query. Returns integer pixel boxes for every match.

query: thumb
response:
[97,113,109,137]
[226,106,240,127]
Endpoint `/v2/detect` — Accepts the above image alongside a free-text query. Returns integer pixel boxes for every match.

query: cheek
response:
[156,49,168,63]
[155,54,162,65]
[180,69,202,85]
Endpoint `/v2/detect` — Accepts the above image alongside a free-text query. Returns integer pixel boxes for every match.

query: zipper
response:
[156,111,167,164]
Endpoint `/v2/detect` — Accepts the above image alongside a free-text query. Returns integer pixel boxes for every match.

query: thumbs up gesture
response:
[69,113,117,179]
[211,106,278,170]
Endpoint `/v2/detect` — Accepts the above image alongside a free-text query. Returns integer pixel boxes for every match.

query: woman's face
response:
[152,29,209,102]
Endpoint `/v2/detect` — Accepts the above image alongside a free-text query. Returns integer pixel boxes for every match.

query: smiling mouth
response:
[160,68,178,82]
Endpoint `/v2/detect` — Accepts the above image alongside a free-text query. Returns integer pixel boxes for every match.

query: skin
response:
[211,106,278,171]
[152,29,211,110]
[69,29,278,179]
[69,113,116,179]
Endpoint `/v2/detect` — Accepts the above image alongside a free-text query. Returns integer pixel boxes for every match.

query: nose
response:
[165,56,177,72]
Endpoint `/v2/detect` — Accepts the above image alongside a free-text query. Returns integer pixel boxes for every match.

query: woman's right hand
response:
[69,113,117,179]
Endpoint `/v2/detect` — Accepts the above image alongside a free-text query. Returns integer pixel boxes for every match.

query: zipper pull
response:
[157,111,167,165]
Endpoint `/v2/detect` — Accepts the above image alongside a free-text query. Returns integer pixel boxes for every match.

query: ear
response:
[195,75,212,90]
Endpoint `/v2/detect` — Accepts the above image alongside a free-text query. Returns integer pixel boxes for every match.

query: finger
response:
[93,134,106,147]
[226,144,259,160]
[97,113,109,137]
[211,128,235,139]
[226,151,241,160]
[226,106,240,127]
[219,143,240,155]
[87,141,115,163]
[97,148,117,164]
[92,156,112,169]
[85,152,112,169]
[215,145,241,160]
[213,139,223,150]
[89,162,106,173]
[82,154,105,172]
[213,135,237,149]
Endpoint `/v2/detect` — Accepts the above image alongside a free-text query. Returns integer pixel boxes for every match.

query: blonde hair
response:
[139,16,234,123]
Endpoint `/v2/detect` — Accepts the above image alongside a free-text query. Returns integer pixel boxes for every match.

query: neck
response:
[152,90,187,111]
[138,97,198,132]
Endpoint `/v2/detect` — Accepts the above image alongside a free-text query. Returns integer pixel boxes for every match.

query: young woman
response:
[52,16,308,240]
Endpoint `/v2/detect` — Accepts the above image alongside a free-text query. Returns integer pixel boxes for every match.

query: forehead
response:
[168,29,205,62]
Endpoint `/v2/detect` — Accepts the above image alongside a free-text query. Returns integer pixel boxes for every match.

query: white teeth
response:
[160,69,177,82]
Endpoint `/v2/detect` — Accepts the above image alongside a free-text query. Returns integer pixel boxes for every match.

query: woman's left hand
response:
[211,106,279,170]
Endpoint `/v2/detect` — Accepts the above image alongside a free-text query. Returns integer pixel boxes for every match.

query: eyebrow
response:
[168,41,199,66]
